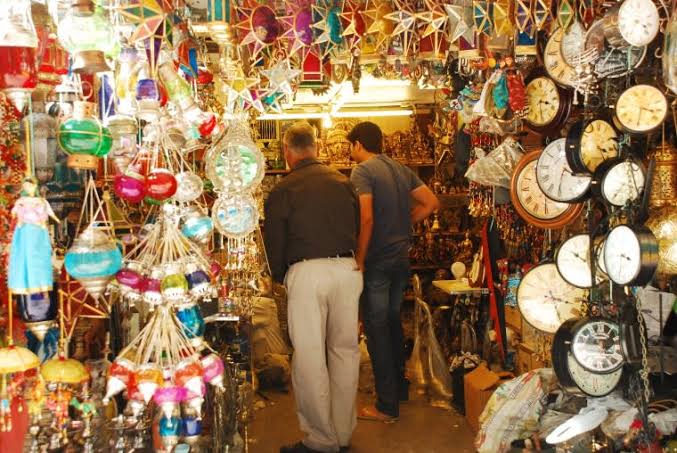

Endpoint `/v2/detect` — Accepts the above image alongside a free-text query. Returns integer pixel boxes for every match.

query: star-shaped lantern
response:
[445,0,476,43]
[312,1,344,59]
[236,1,282,64]
[340,0,366,53]
[360,0,394,54]
[222,67,259,113]
[118,0,179,44]
[417,0,449,57]
[280,6,314,57]
[260,59,301,98]
[384,0,418,56]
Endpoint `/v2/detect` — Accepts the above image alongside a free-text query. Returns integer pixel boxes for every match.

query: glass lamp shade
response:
[41,357,89,384]
[212,192,259,238]
[205,122,264,192]
[114,171,146,203]
[174,172,204,202]
[57,101,113,169]
[181,209,213,244]
[176,303,205,346]
[207,0,231,32]
[200,353,224,386]
[159,416,182,449]
[157,62,193,107]
[186,269,211,297]
[116,266,144,300]
[182,415,202,444]
[664,12,677,95]
[57,0,117,73]
[25,111,57,182]
[116,47,139,115]
[142,273,163,305]
[136,364,163,403]
[646,207,677,276]
[174,359,204,395]
[64,227,123,299]
[0,345,40,374]
[160,271,189,303]
[145,169,178,202]
[154,385,186,420]
[107,114,138,174]
[16,292,56,323]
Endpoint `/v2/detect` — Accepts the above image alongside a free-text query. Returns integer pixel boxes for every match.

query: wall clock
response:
[614,84,668,134]
[585,20,647,79]
[556,234,608,288]
[552,319,623,396]
[595,159,646,207]
[524,71,572,136]
[603,0,660,48]
[603,224,658,286]
[543,27,577,88]
[511,149,583,229]
[566,119,619,174]
[517,262,586,334]
[537,138,592,202]
[571,317,625,374]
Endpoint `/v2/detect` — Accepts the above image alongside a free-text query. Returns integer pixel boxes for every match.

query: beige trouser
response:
[285,257,363,453]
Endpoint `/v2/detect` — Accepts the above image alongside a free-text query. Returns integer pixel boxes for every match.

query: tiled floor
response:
[248,389,476,453]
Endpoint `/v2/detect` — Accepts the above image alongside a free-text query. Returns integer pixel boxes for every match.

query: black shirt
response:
[263,158,360,283]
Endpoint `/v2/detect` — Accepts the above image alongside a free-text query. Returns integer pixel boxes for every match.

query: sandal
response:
[357,406,399,423]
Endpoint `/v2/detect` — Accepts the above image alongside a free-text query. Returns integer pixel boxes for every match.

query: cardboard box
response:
[463,364,514,432]
[504,306,522,333]
[517,344,548,375]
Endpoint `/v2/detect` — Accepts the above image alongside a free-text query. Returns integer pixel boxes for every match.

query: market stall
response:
[0,0,675,451]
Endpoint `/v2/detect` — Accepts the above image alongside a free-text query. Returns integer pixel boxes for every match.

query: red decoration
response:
[145,169,177,201]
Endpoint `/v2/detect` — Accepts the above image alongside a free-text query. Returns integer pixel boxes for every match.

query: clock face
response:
[537,138,591,202]
[615,85,668,133]
[603,225,642,285]
[544,28,577,87]
[572,319,624,373]
[618,0,660,47]
[516,159,571,220]
[585,20,647,79]
[526,77,561,126]
[567,352,622,396]
[556,234,608,288]
[601,160,645,207]
[561,21,587,66]
[580,120,619,172]
[517,263,586,333]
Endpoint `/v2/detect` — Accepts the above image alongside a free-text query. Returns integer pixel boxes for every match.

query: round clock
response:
[571,318,624,374]
[585,20,647,79]
[511,150,583,229]
[553,319,623,396]
[544,28,577,88]
[517,263,586,334]
[556,234,608,288]
[560,21,587,66]
[566,119,619,174]
[537,138,592,202]
[596,159,646,207]
[614,85,668,134]
[618,0,660,47]
[603,224,658,286]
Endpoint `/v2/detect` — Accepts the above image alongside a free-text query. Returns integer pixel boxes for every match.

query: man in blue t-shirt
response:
[348,121,439,422]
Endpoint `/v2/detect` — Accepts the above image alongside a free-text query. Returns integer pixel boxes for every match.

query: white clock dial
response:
[572,319,624,373]
[603,225,643,285]
[517,159,571,220]
[556,234,607,288]
[517,263,586,333]
[561,21,587,66]
[618,0,660,47]
[544,28,577,87]
[601,161,645,207]
[537,139,591,202]
[567,352,622,396]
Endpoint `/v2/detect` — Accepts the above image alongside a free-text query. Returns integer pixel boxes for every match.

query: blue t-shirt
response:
[350,154,423,264]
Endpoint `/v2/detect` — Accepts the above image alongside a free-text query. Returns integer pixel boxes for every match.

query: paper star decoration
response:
[280,6,314,57]
[360,0,394,52]
[118,0,179,44]
[384,0,418,56]
[445,1,476,43]
[236,2,281,64]
[417,0,449,38]
[312,2,344,59]
[222,67,259,113]
[340,0,365,52]
[260,60,301,98]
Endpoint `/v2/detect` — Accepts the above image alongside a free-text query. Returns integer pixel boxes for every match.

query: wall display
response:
[552,319,622,397]
[596,159,646,207]
[510,150,583,229]
[565,119,619,174]
[613,85,668,134]
[536,138,592,202]
[556,234,607,288]
[517,263,586,334]
[603,224,658,286]
[570,318,624,374]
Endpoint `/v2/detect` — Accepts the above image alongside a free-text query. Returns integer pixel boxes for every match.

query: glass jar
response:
[57,101,113,169]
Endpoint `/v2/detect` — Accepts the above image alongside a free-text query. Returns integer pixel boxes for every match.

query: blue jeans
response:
[362,258,410,417]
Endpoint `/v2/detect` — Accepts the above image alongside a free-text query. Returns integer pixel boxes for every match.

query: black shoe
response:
[280,441,323,453]
[339,446,350,452]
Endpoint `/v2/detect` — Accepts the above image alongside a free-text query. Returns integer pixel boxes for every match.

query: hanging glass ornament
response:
[103,356,136,403]
[181,207,214,244]
[142,268,164,305]
[176,303,205,348]
[114,171,146,204]
[107,114,138,174]
[145,168,178,202]
[115,263,144,302]
[154,384,185,421]
[25,107,57,183]
[64,226,122,300]
[159,415,182,450]
[135,364,164,403]
[174,172,204,203]
[181,414,202,445]
[161,263,189,303]
[57,101,113,170]
[185,264,211,297]
[664,11,677,94]
[174,358,204,395]
[16,292,57,341]
[212,192,259,238]
[200,353,224,387]
[205,121,264,192]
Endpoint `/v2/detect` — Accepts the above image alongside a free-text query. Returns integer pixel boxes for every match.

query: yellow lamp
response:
[0,345,40,374]
[41,356,89,384]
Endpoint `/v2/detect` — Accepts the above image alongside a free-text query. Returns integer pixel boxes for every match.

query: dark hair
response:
[347,121,383,153]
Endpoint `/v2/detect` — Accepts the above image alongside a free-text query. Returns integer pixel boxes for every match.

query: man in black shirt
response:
[264,122,362,453]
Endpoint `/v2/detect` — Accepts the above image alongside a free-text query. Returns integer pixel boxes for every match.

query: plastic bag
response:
[406,297,453,409]
[465,136,524,188]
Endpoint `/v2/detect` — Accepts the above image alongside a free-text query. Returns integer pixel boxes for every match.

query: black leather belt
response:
[289,251,355,266]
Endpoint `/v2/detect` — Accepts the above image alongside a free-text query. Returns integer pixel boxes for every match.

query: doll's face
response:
[22,181,37,196]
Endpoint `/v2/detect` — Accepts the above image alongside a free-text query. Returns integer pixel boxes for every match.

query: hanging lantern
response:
[107,114,138,174]
[116,47,140,116]
[64,226,123,299]
[0,0,39,112]
[135,364,163,403]
[160,263,189,303]
[114,171,146,204]
[136,77,162,122]
[185,265,211,297]
[181,414,202,445]
[663,10,677,94]
[41,356,89,384]
[16,292,57,341]
[181,207,214,244]
[145,168,178,202]
[115,263,144,301]
[104,357,136,402]
[159,415,182,450]
[57,101,113,170]
[205,121,264,192]
[174,358,204,395]
[200,353,224,387]
[176,303,205,348]
[142,268,164,305]
[212,192,259,238]
[154,384,186,421]
[57,0,118,73]
[24,107,57,183]
[174,172,204,203]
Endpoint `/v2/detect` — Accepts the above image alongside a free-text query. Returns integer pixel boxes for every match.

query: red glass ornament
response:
[195,69,213,85]
[198,114,217,137]
[145,169,177,201]
[0,46,37,90]
[114,172,146,203]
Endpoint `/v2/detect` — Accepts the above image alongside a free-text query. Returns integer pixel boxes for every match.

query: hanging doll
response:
[8,177,59,295]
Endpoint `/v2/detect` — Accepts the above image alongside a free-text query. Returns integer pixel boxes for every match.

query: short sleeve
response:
[405,166,424,191]
[350,165,373,195]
